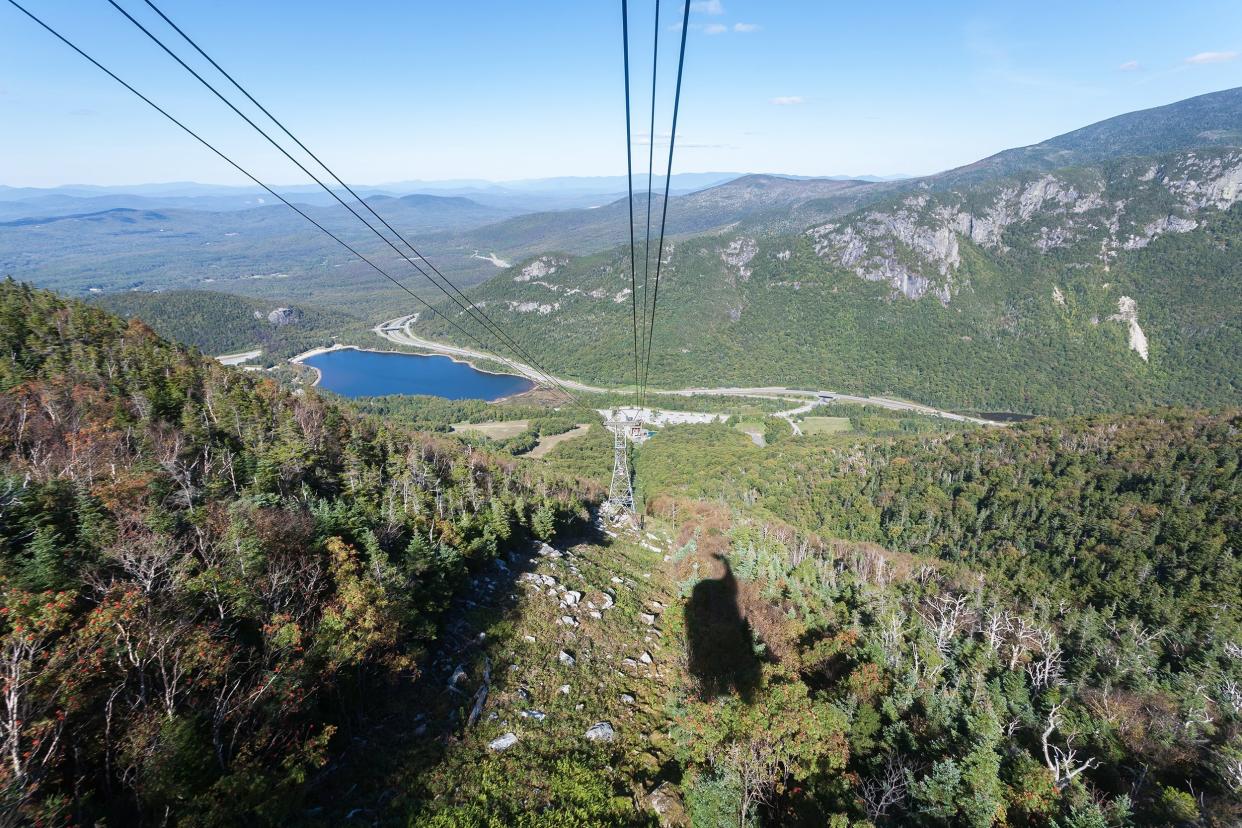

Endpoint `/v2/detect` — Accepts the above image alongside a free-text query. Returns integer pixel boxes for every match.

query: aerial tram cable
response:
[5,0,597,419]
[105,0,589,410]
[621,0,641,409]
[134,0,568,406]
[639,0,661,411]
[639,0,691,409]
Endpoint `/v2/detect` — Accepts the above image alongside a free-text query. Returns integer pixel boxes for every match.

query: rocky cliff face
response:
[806,149,1242,303]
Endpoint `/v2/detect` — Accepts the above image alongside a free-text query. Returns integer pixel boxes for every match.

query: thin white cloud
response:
[770,96,805,106]
[703,23,728,35]
[632,132,730,149]
[1118,60,1140,71]
[690,0,724,14]
[1185,50,1238,64]
[733,22,760,32]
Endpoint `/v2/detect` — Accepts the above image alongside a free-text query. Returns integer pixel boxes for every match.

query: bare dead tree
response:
[860,753,911,822]
[0,620,68,827]
[1218,751,1242,794]
[917,594,973,657]
[725,735,787,828]
[1041,704,1099,790]
[1025,629,1064,690]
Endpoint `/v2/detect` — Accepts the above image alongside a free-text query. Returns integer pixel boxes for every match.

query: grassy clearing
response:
[733,421,767,447]
[798,415,852,435]
[451,419,530,439]
[526,423,592,458]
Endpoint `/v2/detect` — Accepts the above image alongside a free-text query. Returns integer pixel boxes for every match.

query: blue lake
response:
[303,348,534,400]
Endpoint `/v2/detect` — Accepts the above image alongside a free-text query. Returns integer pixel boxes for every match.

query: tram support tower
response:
[606,418,640,511]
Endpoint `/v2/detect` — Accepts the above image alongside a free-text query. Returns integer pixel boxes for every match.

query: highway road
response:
[373,316,1003,427]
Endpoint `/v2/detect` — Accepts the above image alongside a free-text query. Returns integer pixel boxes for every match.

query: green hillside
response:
[92,289,366,360]
[416,127,1242,414]
[0,280,594,825]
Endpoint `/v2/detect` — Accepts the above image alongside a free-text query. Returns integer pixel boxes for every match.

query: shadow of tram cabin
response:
[683,554,762,702]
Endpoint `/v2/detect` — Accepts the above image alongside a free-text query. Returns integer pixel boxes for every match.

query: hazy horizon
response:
[3,1,1240,187]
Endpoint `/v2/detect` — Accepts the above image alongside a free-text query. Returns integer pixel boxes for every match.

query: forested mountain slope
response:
[0,280,592,824]
[418,88,1242,415]
[93,288,364,361]
[628,408,1242,825]
[4,281,1239,825]
[0,193,522,302]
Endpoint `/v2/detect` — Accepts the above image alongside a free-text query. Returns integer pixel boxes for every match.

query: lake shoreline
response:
[293,345,534,401]
[290,342,529,389]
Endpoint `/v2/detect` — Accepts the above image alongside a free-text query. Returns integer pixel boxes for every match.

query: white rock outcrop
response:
[1108,296,1150,361]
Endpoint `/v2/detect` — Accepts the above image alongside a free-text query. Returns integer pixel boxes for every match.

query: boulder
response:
[584,721,615,742]
[488,733,518,751]
[646,782,688,826]
[266,307,301,326]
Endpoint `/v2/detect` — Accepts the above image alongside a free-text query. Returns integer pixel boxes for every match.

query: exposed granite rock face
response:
[266,307,301,326]
[1163,152,1242,210]
[809,199,959,302]
[1108,295,1150,361]
[514,256,566,282]
[506,300,560,315]
[720,237,758,281]
[807,149,1242,303]
[1123,215,1199,250]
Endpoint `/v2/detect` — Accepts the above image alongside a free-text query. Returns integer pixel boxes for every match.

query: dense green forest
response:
[412,139,1242,417]
[0,280,593,824]
[93,289,369,362]
[3,279,1240,826]
[631,410,1242,825]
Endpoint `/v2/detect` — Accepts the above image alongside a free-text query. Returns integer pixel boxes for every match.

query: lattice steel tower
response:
[607,418,635,510]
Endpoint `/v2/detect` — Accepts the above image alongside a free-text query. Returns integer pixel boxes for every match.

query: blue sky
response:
[2,0,1241,186]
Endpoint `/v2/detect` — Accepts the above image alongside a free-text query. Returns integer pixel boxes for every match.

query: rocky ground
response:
[308,513,688,826]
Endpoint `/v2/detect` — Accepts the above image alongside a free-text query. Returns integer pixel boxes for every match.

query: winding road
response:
[374,316,1003,427]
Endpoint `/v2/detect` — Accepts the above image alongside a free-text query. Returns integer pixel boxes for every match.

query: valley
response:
[373,313,1004,424]
[1,6,1241,818]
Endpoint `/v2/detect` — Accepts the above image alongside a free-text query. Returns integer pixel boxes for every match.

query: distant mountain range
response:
[412,86,1242,415]
[0,171,910,218]
[4,87,1240,414]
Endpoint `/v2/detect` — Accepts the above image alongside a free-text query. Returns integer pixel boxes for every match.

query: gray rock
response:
[585,721,615,742]
[520,710,547,721]
[488,733,518,751]
[266,307,301,326]
[646,782,687,826]
[558,650,576,666]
